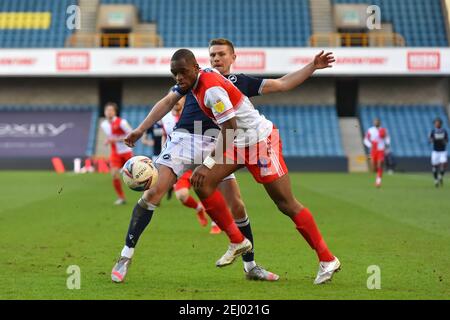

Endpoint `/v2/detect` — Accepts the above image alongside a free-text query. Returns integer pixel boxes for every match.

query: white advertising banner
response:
[0,48,449,76]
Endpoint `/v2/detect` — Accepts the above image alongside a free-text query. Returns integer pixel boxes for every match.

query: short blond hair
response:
[208,38,235,53]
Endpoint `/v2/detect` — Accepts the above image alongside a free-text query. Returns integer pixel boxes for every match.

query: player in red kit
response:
[101,102,133,205]
[364,118,390,188]
[170,49,340,284]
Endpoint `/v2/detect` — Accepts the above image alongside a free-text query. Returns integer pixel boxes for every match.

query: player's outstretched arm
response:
[125,91,181,147]
[261,50,335,94]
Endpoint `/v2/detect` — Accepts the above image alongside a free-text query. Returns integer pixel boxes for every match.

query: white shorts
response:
[155,131,236,181]
[431,151,448,166]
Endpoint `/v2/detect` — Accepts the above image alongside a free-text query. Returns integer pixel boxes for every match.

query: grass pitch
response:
[0,171,449,300]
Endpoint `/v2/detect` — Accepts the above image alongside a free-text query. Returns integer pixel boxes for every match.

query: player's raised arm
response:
[261,50,335,94]
[125,91,182,147]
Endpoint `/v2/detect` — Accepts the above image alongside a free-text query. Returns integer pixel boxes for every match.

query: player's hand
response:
[124,129,144,148]
[313,50,335,69]
[191,165,209,189]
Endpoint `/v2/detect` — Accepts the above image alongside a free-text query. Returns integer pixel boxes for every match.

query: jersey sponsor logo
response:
[213,100,225,113]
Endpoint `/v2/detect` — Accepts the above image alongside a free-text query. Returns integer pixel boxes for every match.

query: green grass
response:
[1,171,449,300]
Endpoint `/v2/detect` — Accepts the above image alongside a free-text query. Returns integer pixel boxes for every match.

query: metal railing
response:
[65,32,163,48]
[309,32,405,47]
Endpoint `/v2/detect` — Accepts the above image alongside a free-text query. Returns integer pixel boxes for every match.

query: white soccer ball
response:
[122,156,158,191]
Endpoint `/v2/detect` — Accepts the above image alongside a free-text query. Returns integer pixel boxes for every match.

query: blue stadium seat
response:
[333,0,448,47]
[101,0,312,47]
[359,105,450,157]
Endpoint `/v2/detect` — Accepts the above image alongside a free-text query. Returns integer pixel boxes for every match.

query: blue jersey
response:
[173,73,265,135]
[430,128,448,152]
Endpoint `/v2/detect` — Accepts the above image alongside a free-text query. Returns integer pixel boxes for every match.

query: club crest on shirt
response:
[228,74,237,83]
[213,100,225,113]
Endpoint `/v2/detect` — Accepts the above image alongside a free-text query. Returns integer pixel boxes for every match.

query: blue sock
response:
[235,216,255,262]
[125,198,155,248]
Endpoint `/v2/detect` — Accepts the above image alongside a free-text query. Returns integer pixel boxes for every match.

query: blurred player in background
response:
[142,120,164,162]
[101,102,133,205]
[364,118,390,188]
[429,117,448,187]
[173,169,209,228]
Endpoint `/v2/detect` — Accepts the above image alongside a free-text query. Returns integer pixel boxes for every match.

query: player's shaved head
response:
[171,49,197,65]
[170,49,200,92]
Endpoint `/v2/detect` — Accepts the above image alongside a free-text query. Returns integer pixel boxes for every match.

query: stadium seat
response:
[0,0,77,48]
[101,0,312,47]
[333,0,448,47]
[359,105,450,157]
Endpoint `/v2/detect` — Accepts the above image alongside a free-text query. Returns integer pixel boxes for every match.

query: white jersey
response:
[100,117,132,155]
[189,69,273,147]
[161,112,180,137]
[364,126,390,151]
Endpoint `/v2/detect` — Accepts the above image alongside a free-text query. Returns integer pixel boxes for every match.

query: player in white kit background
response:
[100,102,133,205]
[364,118,390,188]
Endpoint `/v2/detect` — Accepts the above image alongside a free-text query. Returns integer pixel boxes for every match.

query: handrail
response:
[65,32,163,48]
[309,32,405,47]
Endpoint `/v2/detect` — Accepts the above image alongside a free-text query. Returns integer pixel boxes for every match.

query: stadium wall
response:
[358,77,449,106]
[0,78,98,105]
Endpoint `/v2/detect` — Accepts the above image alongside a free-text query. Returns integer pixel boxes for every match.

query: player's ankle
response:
[244,261,257,272]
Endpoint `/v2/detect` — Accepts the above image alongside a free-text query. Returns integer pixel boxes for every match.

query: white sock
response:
[196,203,203,212]
[121,246,134,259]
[244,261,257,272]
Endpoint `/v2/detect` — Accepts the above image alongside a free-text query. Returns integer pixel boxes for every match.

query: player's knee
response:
[229,197,246,219]
[194,185,214,199]
[111,169,120,179]
[143,183,166,204]
[175,189,189,202]
[276,199,302,217]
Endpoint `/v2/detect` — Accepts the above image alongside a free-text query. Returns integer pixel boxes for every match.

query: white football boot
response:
[216,238,252,267]
[314,257,341,285]
[111,256,132,283]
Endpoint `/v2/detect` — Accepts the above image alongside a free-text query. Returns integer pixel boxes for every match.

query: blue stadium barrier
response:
[122,104,346,171]
[0,104,98,157]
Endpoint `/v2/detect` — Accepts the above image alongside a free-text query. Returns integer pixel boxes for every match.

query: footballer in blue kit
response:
[430,117,448,187]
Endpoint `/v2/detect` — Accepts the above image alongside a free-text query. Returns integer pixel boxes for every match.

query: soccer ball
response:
[122,156,158,191]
